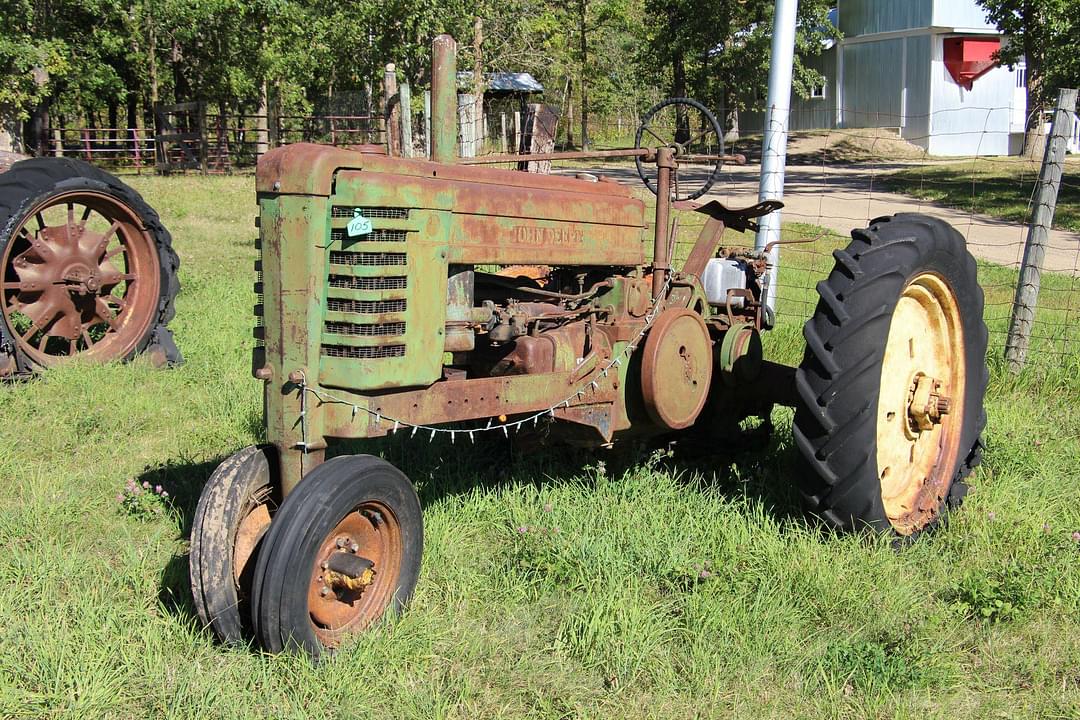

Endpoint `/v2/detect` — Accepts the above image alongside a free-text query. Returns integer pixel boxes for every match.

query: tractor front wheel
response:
[793,213,988,537]
[250,455,423,657]
[189,445,279,645]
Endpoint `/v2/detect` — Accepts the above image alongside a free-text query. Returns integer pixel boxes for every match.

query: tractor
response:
[190,35,987,657]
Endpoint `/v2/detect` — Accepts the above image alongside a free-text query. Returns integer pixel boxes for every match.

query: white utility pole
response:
[755,0,799,317]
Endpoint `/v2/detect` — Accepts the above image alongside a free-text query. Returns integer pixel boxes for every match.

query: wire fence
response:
[33,92,1079,371]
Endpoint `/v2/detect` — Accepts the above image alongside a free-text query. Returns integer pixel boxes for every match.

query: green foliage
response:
[977,0,1080,110]
[117,478,173,521]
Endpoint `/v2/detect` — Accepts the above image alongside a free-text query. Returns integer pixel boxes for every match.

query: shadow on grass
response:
[140,414,807,642]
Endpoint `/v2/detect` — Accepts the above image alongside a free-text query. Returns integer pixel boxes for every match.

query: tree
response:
[643,0,836,138]
[978,0,1080,155]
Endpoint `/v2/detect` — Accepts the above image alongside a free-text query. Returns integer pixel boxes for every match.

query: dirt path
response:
[578,162,1080,275]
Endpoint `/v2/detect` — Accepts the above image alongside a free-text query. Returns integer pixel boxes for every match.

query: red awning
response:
[944,37,1000,90]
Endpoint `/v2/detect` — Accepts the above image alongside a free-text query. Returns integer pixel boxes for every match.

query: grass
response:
[1,175,1079,719]
[882,157,1080,232]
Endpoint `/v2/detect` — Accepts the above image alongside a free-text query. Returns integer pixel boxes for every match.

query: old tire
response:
[793,213,987,536]
[190,445,279,645]
[0,157,181,374]
[251,455,423,657]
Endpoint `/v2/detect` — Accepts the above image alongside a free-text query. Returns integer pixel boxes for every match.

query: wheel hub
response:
[906,373,952,433]
[1,191,159,364]
[306,504,400,644]
[876,272,966,534]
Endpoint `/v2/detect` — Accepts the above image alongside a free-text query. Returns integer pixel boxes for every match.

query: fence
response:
[45,110,384,174]
[41,89,1079,373]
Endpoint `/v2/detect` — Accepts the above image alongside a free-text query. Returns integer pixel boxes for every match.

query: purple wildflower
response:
[154,485,163,494]
[987,511,996,521]
[116,494,124,503]
[517,525,528,534]
[142,481,150,489]
[1072,532,1080,542]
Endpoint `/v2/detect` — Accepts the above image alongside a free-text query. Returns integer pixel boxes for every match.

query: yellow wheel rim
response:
[876,272,965,534]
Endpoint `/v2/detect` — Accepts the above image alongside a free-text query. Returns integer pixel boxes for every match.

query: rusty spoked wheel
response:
[0,158,180,374]
[190,446,279,645]
[251,455,422,657]
[793,214,988,537]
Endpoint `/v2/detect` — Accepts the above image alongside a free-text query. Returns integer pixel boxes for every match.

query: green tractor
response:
[191,35,987,657]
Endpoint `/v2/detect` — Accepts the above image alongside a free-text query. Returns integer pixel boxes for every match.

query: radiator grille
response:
[331,228,408,243]
[327,298,407,314]
[329,251,407,266]
[322,344,406,359]
[328,275,407,291]
[331,206,410,220]
[325,321,406,337]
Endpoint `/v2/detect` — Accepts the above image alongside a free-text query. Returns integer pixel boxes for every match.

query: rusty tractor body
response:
[192,34,988,656]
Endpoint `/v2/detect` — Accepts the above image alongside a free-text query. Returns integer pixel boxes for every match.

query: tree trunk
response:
[578,0,589,151]
[256,79,269,158]
[723,86,740,142]
[108,101,119,144]
[472,16,485,150]
[565,76,575,149]
[672,51,688,142]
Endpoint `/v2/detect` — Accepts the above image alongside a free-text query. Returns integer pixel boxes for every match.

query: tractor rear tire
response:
[792,213,987,536]
[250,455,423,657]
[0,157,181,374]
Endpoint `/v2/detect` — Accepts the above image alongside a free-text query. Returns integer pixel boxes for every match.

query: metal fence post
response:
[1005,87,1078,372]
[754,0,798,318]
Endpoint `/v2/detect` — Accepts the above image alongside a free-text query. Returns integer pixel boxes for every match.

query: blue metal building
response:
[774,0,1026,156]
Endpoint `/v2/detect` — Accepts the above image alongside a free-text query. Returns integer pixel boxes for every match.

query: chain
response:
[296,276,673,447]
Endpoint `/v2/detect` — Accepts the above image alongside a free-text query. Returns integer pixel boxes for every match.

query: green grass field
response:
[882,157,1080,232]
[1,175,1078,719]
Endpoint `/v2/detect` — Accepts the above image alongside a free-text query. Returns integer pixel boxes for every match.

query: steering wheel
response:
[635,97,725,201]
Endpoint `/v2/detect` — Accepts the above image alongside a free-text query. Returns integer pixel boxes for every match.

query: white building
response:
[767,0,1028,156]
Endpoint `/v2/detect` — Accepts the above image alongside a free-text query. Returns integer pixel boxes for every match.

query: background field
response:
[0,175,1078,719]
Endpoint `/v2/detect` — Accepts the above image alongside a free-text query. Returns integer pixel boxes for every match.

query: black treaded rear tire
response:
[251,454,423,657]
[0,157,181,373]
[792,213,988,536]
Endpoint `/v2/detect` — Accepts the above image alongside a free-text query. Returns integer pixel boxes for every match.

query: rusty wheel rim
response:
[233,487,275,589]
[876,272,966,535]
[0,190,160,366]
[307,501,403,647]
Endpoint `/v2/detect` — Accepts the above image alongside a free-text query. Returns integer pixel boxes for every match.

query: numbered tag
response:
[346,208,373,237]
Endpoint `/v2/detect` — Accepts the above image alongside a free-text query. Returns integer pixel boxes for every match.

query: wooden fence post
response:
[384,63,401,156]
[1005,87,1078,372]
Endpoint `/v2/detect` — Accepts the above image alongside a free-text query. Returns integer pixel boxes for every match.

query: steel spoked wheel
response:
[252,455,423,657]
[876,273,966,533]
[2,191,159,362]
[635,97,724,201]
[793,214,988,537]
[0,158,181,374]
[190,446,279,645]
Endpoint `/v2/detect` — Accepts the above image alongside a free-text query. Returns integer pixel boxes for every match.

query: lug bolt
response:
[336,537,347,549]
[319,585,330,597]
[349,543,359,553]
[320,561,328,570]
